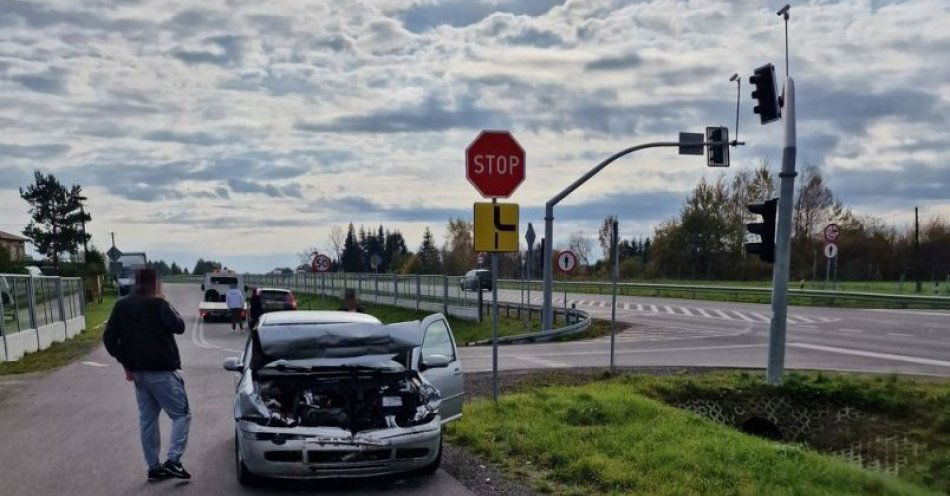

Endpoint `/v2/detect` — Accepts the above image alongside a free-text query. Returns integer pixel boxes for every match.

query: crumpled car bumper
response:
[237,418,441,479]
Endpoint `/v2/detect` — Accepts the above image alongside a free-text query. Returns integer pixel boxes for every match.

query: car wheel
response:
[235,432,260,486]
[415,435,442,475]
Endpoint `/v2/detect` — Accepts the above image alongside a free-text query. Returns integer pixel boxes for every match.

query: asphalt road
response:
[463,288,950,376]
[0,283,473,496]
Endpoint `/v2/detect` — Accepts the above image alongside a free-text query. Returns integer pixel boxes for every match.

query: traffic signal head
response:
[750,64,781,124]
[745,198,778,263]
[706,126,729,167]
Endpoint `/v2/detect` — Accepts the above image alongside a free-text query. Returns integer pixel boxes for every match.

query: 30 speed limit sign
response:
[557,250,577,273]
[311,254,332,272]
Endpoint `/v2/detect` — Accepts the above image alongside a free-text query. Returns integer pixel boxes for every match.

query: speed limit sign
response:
[311,254,332,272]
[557,250,577,273]
[824,223,840,243]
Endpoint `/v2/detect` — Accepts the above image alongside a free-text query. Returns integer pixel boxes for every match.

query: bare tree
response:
[441,217,474,275]
[567,231,594,269]
[325,225,345,262]
[793,164,835,241]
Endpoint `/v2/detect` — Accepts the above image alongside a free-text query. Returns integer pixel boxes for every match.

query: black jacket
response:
[103,296,185,371]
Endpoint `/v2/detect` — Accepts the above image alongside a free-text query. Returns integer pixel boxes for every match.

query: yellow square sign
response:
[474,202,519,252]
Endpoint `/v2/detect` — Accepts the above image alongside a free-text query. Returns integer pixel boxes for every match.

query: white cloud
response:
[0,0,947,271]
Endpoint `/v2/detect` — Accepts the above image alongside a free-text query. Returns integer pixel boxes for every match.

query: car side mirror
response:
[223,357,243,372]
[421,354,451,370]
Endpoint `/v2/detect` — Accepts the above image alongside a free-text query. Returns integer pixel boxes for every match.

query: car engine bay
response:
[245,370,441,433]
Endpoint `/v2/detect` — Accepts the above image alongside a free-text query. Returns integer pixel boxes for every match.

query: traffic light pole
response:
[541,139,723,331]
[766,77,796,385]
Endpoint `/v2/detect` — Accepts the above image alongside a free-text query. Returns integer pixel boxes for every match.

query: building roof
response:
[0,230,27,242]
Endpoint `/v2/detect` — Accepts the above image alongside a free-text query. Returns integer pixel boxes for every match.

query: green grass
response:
[448,371,949,495]
[295,293,611,345]
[0,293,116,375]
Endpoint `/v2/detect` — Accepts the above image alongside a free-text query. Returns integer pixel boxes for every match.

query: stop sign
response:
[466,130,525,198]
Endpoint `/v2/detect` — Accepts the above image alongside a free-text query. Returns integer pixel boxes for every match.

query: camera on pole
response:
[746,198,778,263]
[705,126,729,167]
[750,63,781,124]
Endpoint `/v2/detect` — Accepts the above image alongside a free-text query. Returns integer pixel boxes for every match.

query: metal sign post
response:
[525,223,536,329]
[490,199,500,403]
[610,219,619,373]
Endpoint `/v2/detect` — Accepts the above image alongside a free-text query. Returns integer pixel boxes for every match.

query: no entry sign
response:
[557,250,577,273]
[466,130,525,198]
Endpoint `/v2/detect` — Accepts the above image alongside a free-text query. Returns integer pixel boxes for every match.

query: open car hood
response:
[257,322,422,364]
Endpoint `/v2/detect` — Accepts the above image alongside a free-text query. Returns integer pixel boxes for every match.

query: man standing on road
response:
[103,268,192,482]
[225,283,245,331]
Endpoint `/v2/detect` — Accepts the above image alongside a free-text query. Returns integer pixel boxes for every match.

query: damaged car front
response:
[226,321,446,483]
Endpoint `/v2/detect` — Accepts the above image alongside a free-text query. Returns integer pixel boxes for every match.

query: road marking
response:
[663,305,674,314]
[868,309,950,317]
[514,355,569,368]
[732,311,756,322]
[713,309,733,320]
[649,305,659,313]
[750,312,770,322]
[81,361,108,367]
[793,316,816,324]
[224,348,242,353]
[838,328,865,333]
[696,308,712,318]
[463,344,767,363]
[788,343,950,368]
[887,332,913,338]
[635,303,644,311]
[679,307,694,317]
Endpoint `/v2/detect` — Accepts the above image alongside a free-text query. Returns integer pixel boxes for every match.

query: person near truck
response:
[103,268,192,482]
[225,283,245,330]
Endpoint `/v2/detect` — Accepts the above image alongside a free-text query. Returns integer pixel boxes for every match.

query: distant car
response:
[24,266,43,277]
[224,310,464,485]
[459,269,491,292]
[258,288,297,313]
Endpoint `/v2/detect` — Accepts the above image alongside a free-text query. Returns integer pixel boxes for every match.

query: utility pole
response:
[915,206,921,293]
[609,218,619,373]
[766,4,797,385]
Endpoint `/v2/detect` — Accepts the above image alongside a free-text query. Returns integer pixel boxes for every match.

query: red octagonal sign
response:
[466,130,525,198]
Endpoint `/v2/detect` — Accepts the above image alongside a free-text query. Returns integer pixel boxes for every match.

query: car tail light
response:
[200,311,208,318]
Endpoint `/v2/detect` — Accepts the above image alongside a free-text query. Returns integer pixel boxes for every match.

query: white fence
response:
[0,274,85,362]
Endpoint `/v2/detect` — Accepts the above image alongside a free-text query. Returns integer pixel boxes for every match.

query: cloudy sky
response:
[1,0,947,272]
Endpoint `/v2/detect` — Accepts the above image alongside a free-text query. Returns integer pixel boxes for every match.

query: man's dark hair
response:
[135,268,158,296]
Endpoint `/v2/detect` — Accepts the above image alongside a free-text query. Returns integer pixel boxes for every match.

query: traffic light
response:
[750,63,781,124]
[746,198,778,263]
[706,126,729,167]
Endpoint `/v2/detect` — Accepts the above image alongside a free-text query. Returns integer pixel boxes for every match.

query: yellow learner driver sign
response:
[474,202,519,252]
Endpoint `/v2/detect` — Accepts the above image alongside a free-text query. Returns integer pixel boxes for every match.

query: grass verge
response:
[447,371,950,495]
[0,293,117,375]
[295,293,613,345]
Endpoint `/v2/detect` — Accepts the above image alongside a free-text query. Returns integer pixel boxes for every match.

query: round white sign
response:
[824,223,840,242]
[312,254,332,272]
[823,243,838,259]
[557,250,577,273]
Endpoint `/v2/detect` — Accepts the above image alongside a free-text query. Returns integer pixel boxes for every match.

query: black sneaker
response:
[163,460,192,480]
[147,466,170,481]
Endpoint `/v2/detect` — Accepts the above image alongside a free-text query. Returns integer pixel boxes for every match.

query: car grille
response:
[264,451,303,463]
[306,449,391,464]
[395,448,430,459]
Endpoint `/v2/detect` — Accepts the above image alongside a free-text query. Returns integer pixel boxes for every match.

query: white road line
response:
[463,343,767,360]
[663,305,675,314]
[887,332,913,338]
[732,311,756,322]
[649,305,659,313]
[224,348,243,353]
[599,301,608,308]
[794,316,816,324]
[838,328,865,333]
[514,355,569,368]
[713,309,733,320]
[789,342,950,368]
[868,309,950,317]
[636,304,644,311]
[697,308,713,318]
[623,303,632,310]
[750,312,770,322]
[679,307,694,317]
[81,361,108,367]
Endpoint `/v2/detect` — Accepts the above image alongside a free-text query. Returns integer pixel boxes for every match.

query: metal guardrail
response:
[162,273,593,342]
[498,279,950,309]
[0,273,86,362]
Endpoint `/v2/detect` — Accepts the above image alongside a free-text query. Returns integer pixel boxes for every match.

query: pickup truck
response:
[199,272,248,322]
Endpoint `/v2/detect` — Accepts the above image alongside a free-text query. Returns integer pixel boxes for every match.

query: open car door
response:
[417,314,464,422]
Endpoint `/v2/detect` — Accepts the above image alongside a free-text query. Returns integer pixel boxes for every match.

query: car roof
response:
[259,310,382,326]
[257,287,292,293]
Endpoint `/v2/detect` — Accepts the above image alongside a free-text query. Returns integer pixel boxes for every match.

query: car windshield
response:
[210,276,238,285]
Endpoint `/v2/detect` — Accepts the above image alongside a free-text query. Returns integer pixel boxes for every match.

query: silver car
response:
[224,311,464,485]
